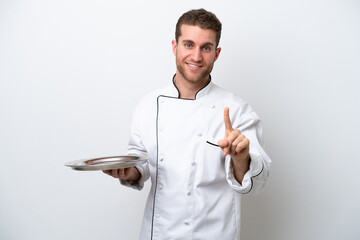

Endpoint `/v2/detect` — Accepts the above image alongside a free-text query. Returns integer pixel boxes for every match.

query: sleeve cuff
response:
[119,165,146,190]
[225,151,264,194]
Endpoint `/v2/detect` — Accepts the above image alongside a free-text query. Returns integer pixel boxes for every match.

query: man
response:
[104,8,271,240]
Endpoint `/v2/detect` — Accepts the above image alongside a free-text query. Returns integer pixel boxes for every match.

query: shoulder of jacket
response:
[136,85,169,107]
[210,83,249,107]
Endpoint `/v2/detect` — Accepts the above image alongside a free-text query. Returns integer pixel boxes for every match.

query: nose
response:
[191,47,203,62]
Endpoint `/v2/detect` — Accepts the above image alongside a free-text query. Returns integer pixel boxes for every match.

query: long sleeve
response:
[225,110,271,194]
[120,103,150,190]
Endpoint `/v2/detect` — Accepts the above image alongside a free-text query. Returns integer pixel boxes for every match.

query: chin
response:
[184,75,203,83]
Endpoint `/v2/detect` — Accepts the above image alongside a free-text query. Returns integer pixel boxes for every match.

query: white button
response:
[191,162,196,166]
[184,220,190,225]
[211,105,216,109]
[160,99,165,103]
[197,133,202,137]
[187,191,191,196]
[159,154,164,161]
[158,185,163,190]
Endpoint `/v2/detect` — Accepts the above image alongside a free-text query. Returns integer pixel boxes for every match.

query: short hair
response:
[175,8,222,47]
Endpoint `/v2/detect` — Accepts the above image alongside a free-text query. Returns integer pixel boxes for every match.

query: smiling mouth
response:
[186,63,203,69]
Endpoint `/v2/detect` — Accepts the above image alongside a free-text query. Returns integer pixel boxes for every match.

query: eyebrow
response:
[182,40,214,47]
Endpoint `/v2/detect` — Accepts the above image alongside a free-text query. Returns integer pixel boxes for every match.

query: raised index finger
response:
[224,107,233,131]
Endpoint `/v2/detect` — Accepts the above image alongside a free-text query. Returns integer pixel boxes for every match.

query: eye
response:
[203,46,211,51]
[185,43,192,48]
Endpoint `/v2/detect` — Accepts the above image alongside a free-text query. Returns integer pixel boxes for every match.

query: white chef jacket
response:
[121,77,271,240]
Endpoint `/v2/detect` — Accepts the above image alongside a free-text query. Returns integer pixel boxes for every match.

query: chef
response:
[103,8,271,240]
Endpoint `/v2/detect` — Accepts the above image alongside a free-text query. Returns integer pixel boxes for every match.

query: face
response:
[172,24,221,85]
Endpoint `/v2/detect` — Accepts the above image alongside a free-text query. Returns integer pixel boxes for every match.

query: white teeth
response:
[188,63,200,68]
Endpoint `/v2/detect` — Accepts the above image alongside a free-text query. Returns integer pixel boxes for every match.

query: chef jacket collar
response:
[170,74,212,100]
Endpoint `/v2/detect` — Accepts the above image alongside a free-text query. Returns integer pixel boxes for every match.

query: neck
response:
[173,74,210,99]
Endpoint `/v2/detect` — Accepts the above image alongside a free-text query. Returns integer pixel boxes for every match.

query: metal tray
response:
[65,155,148,171]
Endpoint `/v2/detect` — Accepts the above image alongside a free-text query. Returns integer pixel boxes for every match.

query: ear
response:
[214,47,221,61]
[172,40,177,56]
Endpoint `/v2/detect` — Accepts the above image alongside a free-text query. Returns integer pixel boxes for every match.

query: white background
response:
[1,0,359,239]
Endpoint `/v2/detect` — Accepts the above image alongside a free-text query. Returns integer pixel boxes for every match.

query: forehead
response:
[179,24,217,45]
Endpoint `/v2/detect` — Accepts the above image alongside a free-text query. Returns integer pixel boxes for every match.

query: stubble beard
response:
[176,57,213,84]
